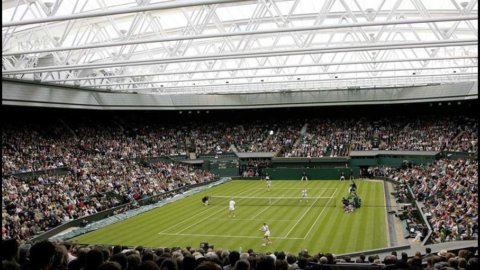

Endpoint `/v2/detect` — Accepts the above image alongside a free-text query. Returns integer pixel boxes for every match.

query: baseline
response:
[157,232,303,240]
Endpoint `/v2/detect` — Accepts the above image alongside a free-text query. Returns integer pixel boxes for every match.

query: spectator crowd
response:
[390,159,478,243]
[1,238,478,270]
[2,159,215,242]
[373,158,478,244]
[3,115,477,175]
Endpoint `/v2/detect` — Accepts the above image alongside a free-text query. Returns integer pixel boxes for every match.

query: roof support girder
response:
[3,39,476,75]
[2,0,252,27]
[5,14,476,56]
[39,56,477,82]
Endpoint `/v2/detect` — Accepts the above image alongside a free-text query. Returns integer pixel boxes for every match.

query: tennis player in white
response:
[229,197,236,217]
[301,188,308,202]
[266,179,272,191]
[260,223,272,246]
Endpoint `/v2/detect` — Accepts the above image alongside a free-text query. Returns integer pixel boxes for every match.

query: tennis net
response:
[208,195,336,207]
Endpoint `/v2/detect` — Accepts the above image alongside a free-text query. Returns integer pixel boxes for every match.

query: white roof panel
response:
[2,0,478,95]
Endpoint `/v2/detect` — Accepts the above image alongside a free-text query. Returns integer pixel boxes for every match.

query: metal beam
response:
[3,15,477,56]
[107,72,478,92]
[2,0,253,27]
[2,39,477,75]
[93,65,477,87]
[39,56,478,82]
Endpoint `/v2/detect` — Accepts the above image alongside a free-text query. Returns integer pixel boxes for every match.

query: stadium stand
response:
[2,109,477,245]
[390,159,478,243]
[2,161,215,241]
[1,0,478,267]
[3,113,477,175]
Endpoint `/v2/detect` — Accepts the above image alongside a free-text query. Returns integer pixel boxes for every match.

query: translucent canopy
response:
[2,0,478,95]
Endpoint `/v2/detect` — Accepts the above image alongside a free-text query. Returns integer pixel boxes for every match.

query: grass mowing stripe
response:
[254,183,302,238]
[357,182,376,250]
[282,186,328,238]
[322,205,349,252]
[303,189,337,239]
[176,181,267,247]
[165,182,257,234]
[374,183,388,248]
[104,190,217,234]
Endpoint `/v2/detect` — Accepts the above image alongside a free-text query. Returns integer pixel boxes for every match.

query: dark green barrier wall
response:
[264,167,360,180]
[378,156,436,166]
[350,158,378,167]
[209,168,239,177]
[271,157,348,168]
[351,155,436,167]
[443,151,476,160]
[200,153,440,178]
[377,157,407,167]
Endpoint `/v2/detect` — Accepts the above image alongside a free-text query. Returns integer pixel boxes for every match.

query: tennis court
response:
[72,180,388,254]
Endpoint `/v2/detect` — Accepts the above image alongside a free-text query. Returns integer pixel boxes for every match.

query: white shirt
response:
[302,189,307,197]
[261,224,270,236]
[229,200,236,210]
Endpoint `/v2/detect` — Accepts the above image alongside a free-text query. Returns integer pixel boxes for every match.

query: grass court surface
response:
[72,180,388,254]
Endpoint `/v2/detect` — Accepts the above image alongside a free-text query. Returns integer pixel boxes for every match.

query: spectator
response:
[195,261,222,270]
[51,244,68,270]
[98,262,122,270]
[84,249,105,270]
[159,258,177,270]
[127,254,142,270]
[28,241,56,270]
[182,255,197,270]
[233,259,250,270]
[139,261,160,270]
[1,239,19,262]
[110,253,128,270]
[224,251,240,270]
[256,255,275,270]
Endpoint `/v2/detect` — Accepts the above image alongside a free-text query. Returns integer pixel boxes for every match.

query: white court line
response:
[250,194,287,220]
[157,232,303,240]
[159,187,255,234]
[252,188,337,190]
[302,188,338,239]
[282,188,329,238]
[175,208,224,234]
[158,203,216,230]
[210,218,297,222]
[250,199,276,220]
